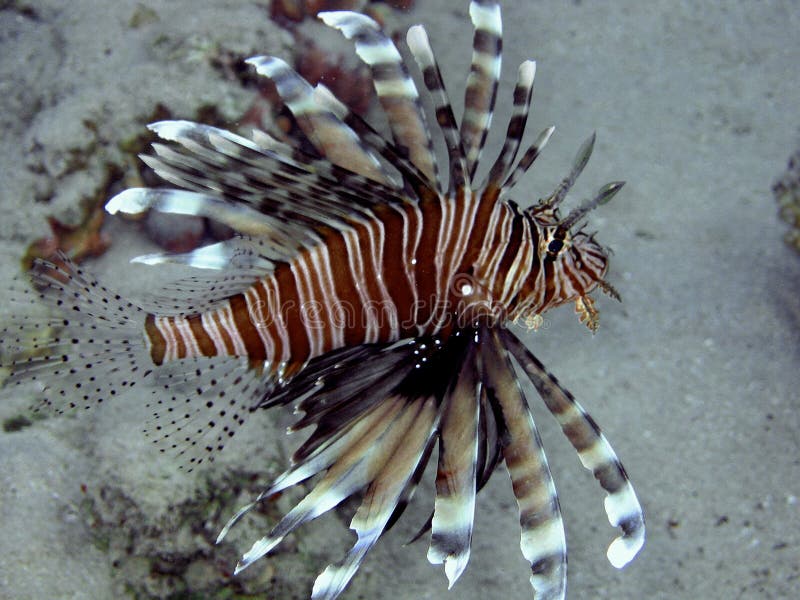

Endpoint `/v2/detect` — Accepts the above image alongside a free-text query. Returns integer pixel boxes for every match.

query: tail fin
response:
[1,255,272,471]
[1,256,153,414]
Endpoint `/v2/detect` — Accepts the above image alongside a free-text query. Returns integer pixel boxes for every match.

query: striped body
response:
[146,192,608,375]
[2,3,645,600]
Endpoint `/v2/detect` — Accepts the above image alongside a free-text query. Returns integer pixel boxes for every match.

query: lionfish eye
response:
[547,239,564,255]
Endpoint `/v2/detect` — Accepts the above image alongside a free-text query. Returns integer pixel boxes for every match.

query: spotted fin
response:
[502,329,646,570]
[0,257,153,415]
[144,356,272,471]
[0,256,278,471]
[123,236,282,317]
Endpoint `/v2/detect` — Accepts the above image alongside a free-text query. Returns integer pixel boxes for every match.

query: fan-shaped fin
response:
[217,393,406,545]
[482,327,567,600]
[142,120,408,234]
[215,339,424,544]
[144,357,272,471]
[427,338,480,588]
[501,329,646,570]
[311,395,439,600]
[232,393,418,574]
[1,257,153,415]
[127,235,292,317]
[319,11,440,189]
[247,56,393,186]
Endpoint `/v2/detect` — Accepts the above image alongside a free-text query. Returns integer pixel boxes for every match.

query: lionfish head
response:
[516,134,625,329]
[540,217,610,294]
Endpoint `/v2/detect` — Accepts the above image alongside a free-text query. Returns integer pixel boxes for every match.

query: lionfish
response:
[1,2,645,598]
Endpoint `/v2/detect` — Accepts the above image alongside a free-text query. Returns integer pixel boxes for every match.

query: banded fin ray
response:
[141,139,361,232]
[312,396,439,600]
[398,388,503,546]
[482,327,567,600]
[461,0,503,181]
[147,118,332,191]
[125,236,287,317]
[215,340,421,542]
[319,11,440,190]
[216,397,405,545]
[107,188,277,238]
[232,393,424,574]
[482,59,537,191]
[312,83,436,201]
[499,124,555,197]
[262,339,415,409]
[428,338,480,588]
[247,56,395,187]
[406,23,468,193]
[501,329,646,569]
[219,332,476,598]
[268,338,439,537]
[140,120,412,234]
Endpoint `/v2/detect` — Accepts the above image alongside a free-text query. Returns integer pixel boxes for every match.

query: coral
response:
[23,210,108,271]
[81,469,321,599]
[773,144,800,253]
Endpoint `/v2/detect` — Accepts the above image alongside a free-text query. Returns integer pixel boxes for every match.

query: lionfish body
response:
[2,3,644,599]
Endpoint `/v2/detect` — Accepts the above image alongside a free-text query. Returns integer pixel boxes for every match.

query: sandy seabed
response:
[1,1,798,599]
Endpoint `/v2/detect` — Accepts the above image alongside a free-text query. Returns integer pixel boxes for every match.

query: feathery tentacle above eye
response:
[542,132,596,210]
[557,180,626,232]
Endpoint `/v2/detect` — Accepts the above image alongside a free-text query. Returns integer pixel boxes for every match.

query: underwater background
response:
[1,1,798,598]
